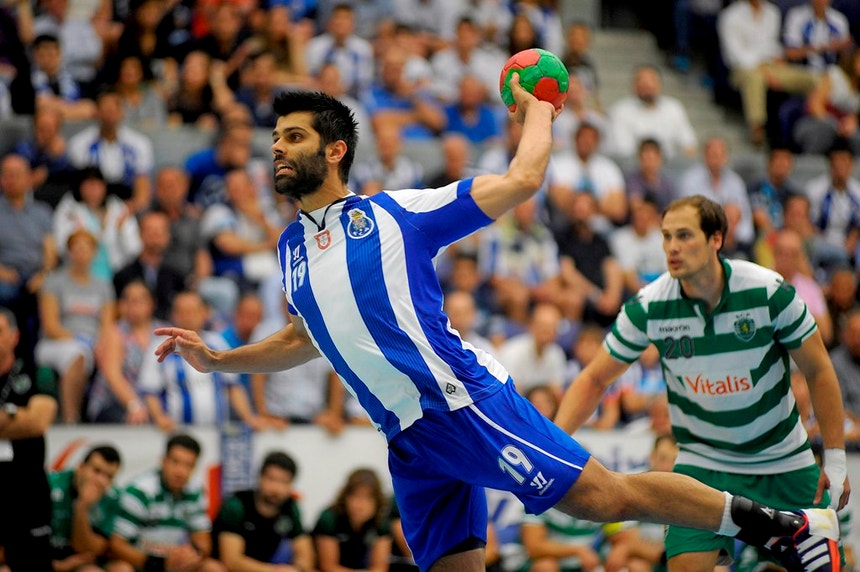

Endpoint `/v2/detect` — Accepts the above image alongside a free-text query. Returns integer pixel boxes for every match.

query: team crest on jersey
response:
[314,229,331,250]
[733,316,756,342]
[347,208,374,239]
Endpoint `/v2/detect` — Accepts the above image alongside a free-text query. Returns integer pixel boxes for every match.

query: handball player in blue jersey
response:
[154,75,841,572]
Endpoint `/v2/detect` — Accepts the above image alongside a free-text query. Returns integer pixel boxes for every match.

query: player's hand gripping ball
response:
[499,48,569,111]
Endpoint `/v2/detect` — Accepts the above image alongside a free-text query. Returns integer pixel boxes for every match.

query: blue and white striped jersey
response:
[278,179,511,440]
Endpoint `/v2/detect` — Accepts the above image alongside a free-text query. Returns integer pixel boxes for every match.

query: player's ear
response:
[327,140,348,164]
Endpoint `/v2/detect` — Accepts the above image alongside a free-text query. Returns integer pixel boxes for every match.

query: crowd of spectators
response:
[3,0,860,567]
[3,0,860,441]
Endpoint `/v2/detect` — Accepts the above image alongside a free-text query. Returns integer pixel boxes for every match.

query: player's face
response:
[272,113,329,201]
[661,206,720,280]
[258,466,293,511]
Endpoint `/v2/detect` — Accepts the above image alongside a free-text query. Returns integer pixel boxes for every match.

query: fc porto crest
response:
[347,208,374,239]
[314,229,331,250]
[733,315,756,342]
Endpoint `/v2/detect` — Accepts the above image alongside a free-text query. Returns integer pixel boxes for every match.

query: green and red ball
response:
[499,48,569,111]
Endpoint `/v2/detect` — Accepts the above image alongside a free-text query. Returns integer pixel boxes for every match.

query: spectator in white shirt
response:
[547,122,627,231]
[783,0,852,74]
[609,194,667,293]
[717,0,818,145]
[608,65,698,159]
[497,303,567,397]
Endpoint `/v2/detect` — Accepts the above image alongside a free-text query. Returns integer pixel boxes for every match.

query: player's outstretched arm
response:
[153,314,320,374]
[791,330,851,510]
[555,347,630,434]
[471,73,558,220]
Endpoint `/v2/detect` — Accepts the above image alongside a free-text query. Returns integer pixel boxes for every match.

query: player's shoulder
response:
[629,272,677,308]
[725,258,783,291]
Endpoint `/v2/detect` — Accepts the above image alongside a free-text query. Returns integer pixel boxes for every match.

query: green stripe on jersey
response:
[605,259,817,473]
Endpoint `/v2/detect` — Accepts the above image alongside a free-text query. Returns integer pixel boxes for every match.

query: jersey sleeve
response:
[381,179,493,251]
[769,278,817,349]
[603,294,651,364]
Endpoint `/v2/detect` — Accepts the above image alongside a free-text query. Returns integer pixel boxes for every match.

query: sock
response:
[729,495,805,547]
[717,492,741,536]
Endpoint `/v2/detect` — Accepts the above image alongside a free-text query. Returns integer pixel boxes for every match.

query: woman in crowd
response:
[87,280,161,424]
[313,468,392,572]
[35,229,115,423]
[53,166,142,281]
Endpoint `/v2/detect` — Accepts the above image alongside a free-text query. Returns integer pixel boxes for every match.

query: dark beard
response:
[274,147,329,200]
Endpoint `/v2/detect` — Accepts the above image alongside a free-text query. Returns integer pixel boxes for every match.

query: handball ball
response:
[499,48,569,111]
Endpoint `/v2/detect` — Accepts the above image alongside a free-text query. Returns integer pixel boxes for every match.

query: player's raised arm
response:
[154,313,320,374]
[470,73,558,220]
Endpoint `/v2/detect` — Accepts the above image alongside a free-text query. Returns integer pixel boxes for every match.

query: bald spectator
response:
[427,134,478,188]
[678,137,755,255]
[113,210,186,321]
[608,65,698,159]
[441,74,501,145]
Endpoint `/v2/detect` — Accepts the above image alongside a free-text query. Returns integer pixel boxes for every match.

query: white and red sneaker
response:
[768,508,841,572]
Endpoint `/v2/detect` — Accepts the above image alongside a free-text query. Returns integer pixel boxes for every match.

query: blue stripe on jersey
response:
[390,179,491,252]
[342,199,442,413]
[373,192,506,408]
[284,225,400,434]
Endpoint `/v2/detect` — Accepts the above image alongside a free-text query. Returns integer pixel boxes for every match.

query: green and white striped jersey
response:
[113,468,211,555]
[606,259,817,474]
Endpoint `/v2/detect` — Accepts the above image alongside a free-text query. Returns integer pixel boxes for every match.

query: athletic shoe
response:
[767,508,841,571]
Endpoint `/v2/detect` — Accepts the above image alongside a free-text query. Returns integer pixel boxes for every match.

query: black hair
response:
[33,34,60,48]
[166,433,202,457]
[73,166,107,204]
[272,90,359,183]
[638,138,662,155]
[663,195,729,252]
[828,137,854,158]
[83,444,122,466]
[261,451,298,479]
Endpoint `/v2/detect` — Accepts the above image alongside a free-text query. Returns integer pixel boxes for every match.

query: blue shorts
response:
[388,380,591,571]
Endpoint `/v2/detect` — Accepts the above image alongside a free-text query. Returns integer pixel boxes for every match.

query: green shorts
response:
[664,463,827,561]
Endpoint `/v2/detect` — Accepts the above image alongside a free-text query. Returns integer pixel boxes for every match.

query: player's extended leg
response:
[553,456,725,530]
[554,456,840,571]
